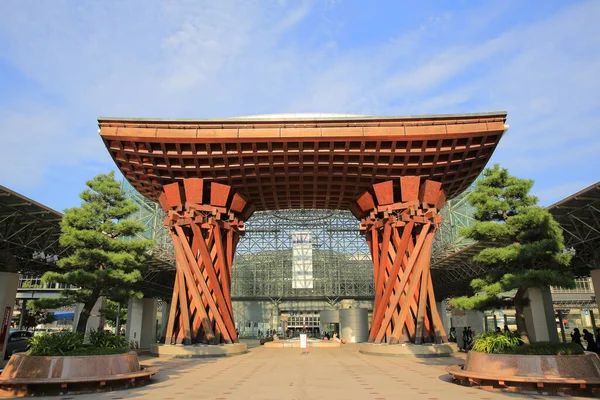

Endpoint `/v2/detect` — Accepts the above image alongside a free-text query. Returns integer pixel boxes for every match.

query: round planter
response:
[0,351,157,397]
[1,351,141,380]
[446,350,600,393]
[151,343,248,357]
[462,351,600,380]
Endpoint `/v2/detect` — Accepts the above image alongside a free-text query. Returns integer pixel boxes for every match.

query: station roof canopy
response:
[0,185,67,273]
[99,112,508,211]
[548,181,600,249]
[548,181,600,274]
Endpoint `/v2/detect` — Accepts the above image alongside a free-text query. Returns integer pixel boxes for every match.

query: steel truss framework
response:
[431,185,476,261]
[232,209,373,300]
[549,183,600,273]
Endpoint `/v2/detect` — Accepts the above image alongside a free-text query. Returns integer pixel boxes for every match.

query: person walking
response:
[462,327,469,351]
[449,327,457,343]
[583,329,597,352]
[467,326,474,350]
[571,328,583,348]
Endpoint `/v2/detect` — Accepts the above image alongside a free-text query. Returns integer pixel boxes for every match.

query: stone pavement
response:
[32,341,587,400]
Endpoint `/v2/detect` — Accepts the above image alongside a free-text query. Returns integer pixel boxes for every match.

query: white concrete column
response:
[72,296,106,334]
[126,298,143,347]
[467,310,485,336]
[271,303,280,334]
[159,302,170,340]
[436,301,451,334]
[524,287,559,343]
[126,298,157,349]
[0,272,18,360]
[451,309,484,349]
[141,299,158,347]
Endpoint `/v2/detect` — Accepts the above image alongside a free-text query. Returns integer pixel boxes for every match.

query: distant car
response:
[33,328,58,336]
[4,330,33,359]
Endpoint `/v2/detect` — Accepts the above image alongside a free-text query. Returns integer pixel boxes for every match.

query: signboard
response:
[0,306,12,352]
[292,231,313,289]
[451,314,467,327]
[299,333,308,349]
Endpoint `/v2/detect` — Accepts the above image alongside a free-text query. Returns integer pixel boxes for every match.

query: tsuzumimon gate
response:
[99,112,507,346]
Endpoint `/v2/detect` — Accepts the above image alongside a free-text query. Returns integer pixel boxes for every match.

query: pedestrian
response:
[571,328,583,348]
[495,326,501,333]
[503,324,510,333]
[462,327,469,351]
[583,329,597,352]
[467,326,474,349]
[449,327,457,343]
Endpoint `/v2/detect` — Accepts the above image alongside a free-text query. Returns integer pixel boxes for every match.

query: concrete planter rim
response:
[8,350,136,359]
[0,350,145,383]
[447,350,600,384]
[468,350,591,358]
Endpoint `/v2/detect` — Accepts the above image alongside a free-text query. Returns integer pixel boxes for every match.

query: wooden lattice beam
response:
[159,178,253,345]
[354,178,448,345]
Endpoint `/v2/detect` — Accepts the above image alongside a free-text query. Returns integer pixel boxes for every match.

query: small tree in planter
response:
[450,165,573,343]
[41,172,153,334]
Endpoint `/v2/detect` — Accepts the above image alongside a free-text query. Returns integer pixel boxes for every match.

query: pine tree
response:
[449,165,572,343]
[42,172,153,333]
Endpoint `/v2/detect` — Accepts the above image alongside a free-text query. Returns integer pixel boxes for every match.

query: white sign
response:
[452,315,467,327]
[300,333,308,349]
[292,232,313,289]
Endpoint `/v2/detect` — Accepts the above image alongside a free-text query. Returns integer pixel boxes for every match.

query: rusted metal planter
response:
[446,351,600,394]
[0,351,156,397]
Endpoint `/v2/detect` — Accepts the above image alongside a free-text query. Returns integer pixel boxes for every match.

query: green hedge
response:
[472,332,585,355]
[507,342,584,355]
[472,332,523,354]
[28,330,129,356]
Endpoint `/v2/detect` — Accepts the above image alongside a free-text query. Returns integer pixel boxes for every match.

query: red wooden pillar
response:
[158,179,253,345]
[351,178,448,345]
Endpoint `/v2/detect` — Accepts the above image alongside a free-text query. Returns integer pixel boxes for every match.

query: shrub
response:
[472,333,586,356]
[28,332,85,356]
[508,342,584,355]
[472,332,523,354]
[88,330,128,350]
[27,331,128,356]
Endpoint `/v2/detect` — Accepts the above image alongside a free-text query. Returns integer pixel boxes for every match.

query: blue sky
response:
[0,0,598,212]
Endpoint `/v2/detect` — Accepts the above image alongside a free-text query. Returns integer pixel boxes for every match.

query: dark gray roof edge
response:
[0,185,63,217]
[98,111,508,124]
[547,181,600,210]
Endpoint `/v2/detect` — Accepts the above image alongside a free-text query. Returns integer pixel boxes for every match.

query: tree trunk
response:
[76,292,100,334]
[514,287,530,344]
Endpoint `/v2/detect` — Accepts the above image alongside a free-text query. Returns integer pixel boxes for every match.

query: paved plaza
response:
[28,341,588,400]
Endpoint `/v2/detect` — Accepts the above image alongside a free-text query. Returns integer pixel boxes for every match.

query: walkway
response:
[35,341,585,400]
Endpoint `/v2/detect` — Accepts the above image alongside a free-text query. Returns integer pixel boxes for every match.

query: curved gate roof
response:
[99,112,507,211]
